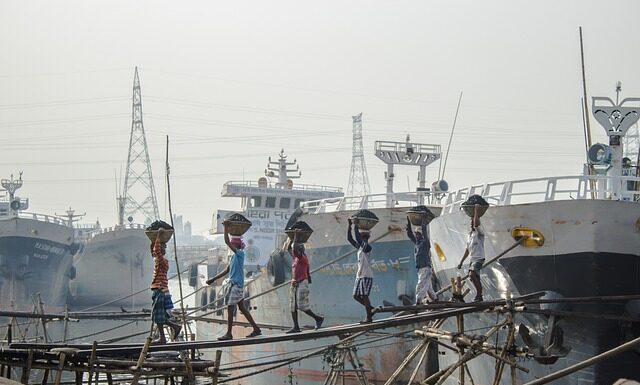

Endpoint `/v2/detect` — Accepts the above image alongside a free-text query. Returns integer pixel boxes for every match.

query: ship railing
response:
[84,223,146,239]
[301,191,441,214]
[0,211,71,226]
[222,180,343,193]
[442,174,640,214]
[374,141,442,154]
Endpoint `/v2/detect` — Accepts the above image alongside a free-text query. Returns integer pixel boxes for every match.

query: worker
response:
[285,229,324,333]
[150,228,181,344]
[347,218,375,323]
[206,224,262,340]
[406,213,437,304]
[457,204,485,302]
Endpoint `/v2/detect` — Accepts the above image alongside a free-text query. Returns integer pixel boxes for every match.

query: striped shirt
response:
[150,240,169,289]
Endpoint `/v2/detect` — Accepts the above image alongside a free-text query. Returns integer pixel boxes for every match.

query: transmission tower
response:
[347,113,371,196]
[122,67,160,225]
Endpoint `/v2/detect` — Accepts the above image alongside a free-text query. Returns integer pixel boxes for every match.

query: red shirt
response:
[150,240,169,289]
[291,248,309,283]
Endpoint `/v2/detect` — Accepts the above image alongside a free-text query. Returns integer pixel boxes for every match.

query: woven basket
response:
[461,204,488,218]
[225,220,252,236]
[145,229,174,243]
[407,212,435,226]
[407,206,436,226]
[351,217,379,231]
[285,229,313,243]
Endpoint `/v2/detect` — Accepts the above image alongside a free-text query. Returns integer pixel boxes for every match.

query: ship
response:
[0,173,78,312]
[190,143,443,384]
[275,97,640,383]
[193,92,640,384]
[69,196,152,309]
[423,94,640,384]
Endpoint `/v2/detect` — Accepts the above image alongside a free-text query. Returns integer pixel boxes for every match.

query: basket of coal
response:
[285,221,313,243]
[461,195,489,218]
[145,220,175,243]
[224,213,252,236]
[349,209,379,231]
[407,205,436,226]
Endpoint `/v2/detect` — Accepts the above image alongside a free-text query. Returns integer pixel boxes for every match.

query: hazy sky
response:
[2,1,639,234]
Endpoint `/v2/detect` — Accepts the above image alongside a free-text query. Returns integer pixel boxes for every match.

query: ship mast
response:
[374,136,444,206]
[56,207,85,228]
[1,172,24,216]
[590,90,640,200]
[265,149,300,188]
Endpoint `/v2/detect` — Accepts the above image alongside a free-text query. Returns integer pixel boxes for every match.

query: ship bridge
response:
[221,149,343,211]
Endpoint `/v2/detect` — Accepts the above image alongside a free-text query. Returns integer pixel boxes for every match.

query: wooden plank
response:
[70,307,481,358]
[53,353,66,385]
[19,350,32,384]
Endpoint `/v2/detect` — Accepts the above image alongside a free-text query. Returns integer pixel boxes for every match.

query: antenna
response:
[347,113,371,197]
[439,92,463,181]
[122,67,160,224]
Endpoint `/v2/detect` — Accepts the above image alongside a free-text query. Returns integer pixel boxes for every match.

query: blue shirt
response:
[406,221,431,268]
[228,249,245,287]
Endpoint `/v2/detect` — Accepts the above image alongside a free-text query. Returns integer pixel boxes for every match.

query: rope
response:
[52,320,140,343]
[187,228,397,319]
[165,135,192,341]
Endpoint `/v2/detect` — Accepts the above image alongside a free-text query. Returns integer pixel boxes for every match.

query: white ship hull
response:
[0,216,76,312]
[70,226,152,309]
[428,198,640,384]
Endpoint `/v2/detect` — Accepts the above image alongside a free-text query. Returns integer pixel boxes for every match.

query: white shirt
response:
[466,227,485,262]
[356,247,374,279]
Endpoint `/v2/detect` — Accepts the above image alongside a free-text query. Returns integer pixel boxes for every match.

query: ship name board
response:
[319,257,411,276]
[245,210,291,221]
[34,242,65,255]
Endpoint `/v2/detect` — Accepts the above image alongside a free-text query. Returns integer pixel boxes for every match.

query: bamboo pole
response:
[19,349,32,384]
[208,350,222,385]
[383,339,429,385]
[164,136,191,341]
[37,294,50,344]
[87,341,98,385]
[129,335,152,385]
[53,353,66,385]
[407,341,430,384]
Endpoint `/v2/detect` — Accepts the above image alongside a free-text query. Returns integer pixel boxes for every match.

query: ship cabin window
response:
[294,199,305,208]
[250,196,262,208]
[265,196,276,208]
[279,198,291,209]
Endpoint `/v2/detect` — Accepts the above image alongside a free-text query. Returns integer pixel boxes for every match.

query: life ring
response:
[267,251,286,286]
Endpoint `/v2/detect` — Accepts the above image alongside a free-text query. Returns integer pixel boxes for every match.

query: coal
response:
[223,213,252,236]
[225,213,251,224]
[285,221,313,242]
[461,194,489,217]
[287,221,313,232]
[351,209,379,221]
[350,209,379,231]
[407,205,435,226]
[146,220,174,231]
